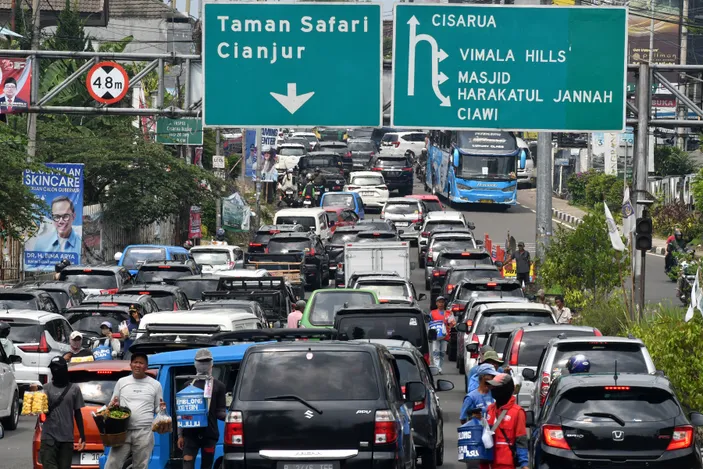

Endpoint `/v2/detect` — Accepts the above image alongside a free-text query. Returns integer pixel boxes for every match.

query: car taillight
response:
[594,328,602,336]
[543,425,570,450]
[667,426,694,450]
[413,400,426,411]
[451,304,465,313]
[411,219,423,224]
[224,411,243,446]
[374,410,398,444]
[100,288,119,295]
[393,141,401,147]
[174,301,179,310]
[402,167,412,172]
[264,248,269,254]
[423,353,430,365]
[509,329,523,366]
[347,186,358,190]
[249,242,262,247]
[139,291,150,295]
[337,263,343,269]
[269,230,280,235]
[227,261,235,269]
[372,167,383,171]
[345,152,352,157]
[539,372,550,406]
[39,374,48,384]
[158,265,171,269]
[309,248,316,256]
[469,333,480,359]
[19,333,51,353]
[422,231,430,237]
[447,284,455,293]
[604,386,630,390]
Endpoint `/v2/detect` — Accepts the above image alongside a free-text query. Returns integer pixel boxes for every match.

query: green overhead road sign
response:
[203,3,382,128]
[155,117,203,145]
[391,5,627,132]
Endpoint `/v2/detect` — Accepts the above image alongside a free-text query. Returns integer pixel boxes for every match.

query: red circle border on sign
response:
[86,61,130,105]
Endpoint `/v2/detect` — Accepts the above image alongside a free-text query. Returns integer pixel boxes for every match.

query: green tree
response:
[0,146,44,238]
[539,207,630,306]
[46,0,86,52]
[654,145,699,177]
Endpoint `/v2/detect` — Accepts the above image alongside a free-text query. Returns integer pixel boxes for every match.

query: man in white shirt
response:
[554,295,573,324]
[105,352,165,469]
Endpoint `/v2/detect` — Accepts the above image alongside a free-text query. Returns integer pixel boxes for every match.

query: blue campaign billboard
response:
[23,163,84,272]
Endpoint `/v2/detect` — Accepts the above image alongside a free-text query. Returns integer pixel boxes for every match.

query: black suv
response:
[266,232,329,289]
[529,374,703,469]
[134,260,200,284]
[223,332,425,469]
[14,281,86,312]
[318,141,352,172]
[248,224,306,253]
[298,152,347,192]
[119,284,191,311]
[347,138,377,170]
[0,288,60,313]
[370,155,413,195]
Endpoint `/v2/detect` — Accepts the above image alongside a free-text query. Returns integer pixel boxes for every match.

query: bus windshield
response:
[459,155,516,180]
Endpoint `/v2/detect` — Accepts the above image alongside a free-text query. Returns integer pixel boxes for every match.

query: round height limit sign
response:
[87,61,129,104]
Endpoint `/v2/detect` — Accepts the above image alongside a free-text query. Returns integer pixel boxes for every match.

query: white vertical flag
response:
[685,268,700,322]
[604,202,626,252]
[622,187,636,242]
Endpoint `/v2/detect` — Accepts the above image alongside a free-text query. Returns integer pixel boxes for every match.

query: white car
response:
[1,310,73,391]
[0,323,20,431]
[276,143,307,173]
[344,171,389,209]
[291,132,320,152]
[136,310,266,340]
[380,131,428,158]
[190,245,243,273]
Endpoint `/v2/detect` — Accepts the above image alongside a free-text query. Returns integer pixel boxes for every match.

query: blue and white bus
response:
[426,130,528,207]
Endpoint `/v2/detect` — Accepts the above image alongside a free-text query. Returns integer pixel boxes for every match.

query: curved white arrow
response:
[270,83,314,114]
[406,15,451,107]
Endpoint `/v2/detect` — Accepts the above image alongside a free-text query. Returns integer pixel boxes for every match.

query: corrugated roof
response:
[110,0,184,18]
[0,0,104,13]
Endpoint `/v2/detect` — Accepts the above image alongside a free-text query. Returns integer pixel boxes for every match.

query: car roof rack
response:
[142,324,223,335]
[213,328,338,343]
[217,277,287,291]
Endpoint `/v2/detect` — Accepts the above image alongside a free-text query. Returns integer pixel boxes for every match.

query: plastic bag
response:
[118,321,130,338]
[151,408,173,434]
[21,391,35,415]
[481,417,494,449]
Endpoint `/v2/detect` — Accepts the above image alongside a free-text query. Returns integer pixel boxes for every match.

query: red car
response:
[324,208,360,233]
[405,194,445,212]
[32,361,157,469]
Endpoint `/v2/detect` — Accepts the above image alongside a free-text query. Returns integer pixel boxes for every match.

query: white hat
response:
[70,331,83,340]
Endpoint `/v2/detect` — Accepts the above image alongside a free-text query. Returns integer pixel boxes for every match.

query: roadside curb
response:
[550,205,667,255]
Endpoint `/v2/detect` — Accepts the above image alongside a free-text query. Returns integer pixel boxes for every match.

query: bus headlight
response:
[502,185,517,192]
[456,183,472,191]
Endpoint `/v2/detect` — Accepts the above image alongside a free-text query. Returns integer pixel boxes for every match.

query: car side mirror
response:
[690,411,703,426]
[428,329,438,341]
[114,252,123,262]
[475,240,484,246]
[436,379,454,392]
[418,293,427,301]
[429,366,440,376]
[9,354,21,364]
[455,322,468,333]
[414,225,422,231]
[405,381,426,403]
[522,368,536,381]
[329,221,336,227]
[525,410,535,427]
[466,343,479,354]
[0,422,4,439]
[467,222,476,230]
[495,261,503,269]
[398,230,405,235]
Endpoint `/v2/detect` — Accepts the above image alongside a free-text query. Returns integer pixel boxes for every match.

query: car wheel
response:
[457,356,465,375]
[421,448,437,469]
[436,424,444,467]
[1,392,19,430]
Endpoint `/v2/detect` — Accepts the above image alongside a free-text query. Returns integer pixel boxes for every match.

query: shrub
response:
[566,170,624,213]
[655,145,699,177]
[651,200,702,240]
[566,171,593,206]
[626,307,703,412]
[571,294,630,336]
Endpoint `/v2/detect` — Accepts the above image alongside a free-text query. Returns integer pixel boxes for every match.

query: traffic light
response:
[635,217,653,251]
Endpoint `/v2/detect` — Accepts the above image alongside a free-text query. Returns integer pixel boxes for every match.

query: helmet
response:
[216,228,226,241]
[566,354,591,373]
[54,258,71,273]
[183,240,193,249]
[315,166,320,172]
[295,300,306,311]
[307,173,313,181]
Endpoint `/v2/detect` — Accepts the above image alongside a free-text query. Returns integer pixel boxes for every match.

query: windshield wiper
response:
[264,394,323,414]
[583,412,625,426]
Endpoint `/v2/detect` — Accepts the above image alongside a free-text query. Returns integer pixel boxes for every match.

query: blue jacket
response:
[459,388,494,422]
[467,365,505,393]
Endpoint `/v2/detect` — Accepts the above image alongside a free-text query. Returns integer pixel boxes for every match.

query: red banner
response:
[0,58,31,114]
[189,206,202,239]
[651,96,676,108]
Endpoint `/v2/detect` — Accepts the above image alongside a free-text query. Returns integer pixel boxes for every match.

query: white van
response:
[273,208,332,240]
[135,310,266,340]
[517,137,535,188]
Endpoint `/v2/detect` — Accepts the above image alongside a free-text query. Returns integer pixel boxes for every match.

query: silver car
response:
[381,198,427,245]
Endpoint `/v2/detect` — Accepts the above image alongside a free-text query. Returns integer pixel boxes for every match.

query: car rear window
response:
[431,240,475,253]
[275,216,316,231]
[439,256,494,269]
[382,133,399,143]
[351,175,383,186]
[355,282,409,299]
[356,232,396,241]
[338,315,425,348]
[516,330,596,367]
[267,238,311,253]
[65,311,130,336]
[552,342,649,374]
[554,387,679,422]
[191,250,231,266]
[1,320,42,343]
[0,293,38,309]
[476,312,554,335]
[448,269,500,284]
[121,247,166,270]
[46,291,70,310]
[488,332,512,356]
[330,231,364,244]
[457,284,524,300]
[395,355,421,385]
[385,202,419,215]
[425,221,465,232]
[174,279,219,301]
[349,142,376,152]
[378,158,408,167]
[309,291,376,326]
[239,351,379,400]
[253,231,278,245]
[279,147,305,156]
[136,291,176,311]
[423,200,443,211]
[61,272,118,290]
[301,156,340,168]
[71,370,133,405]
[135,267,191,284]
[322,194,354,208]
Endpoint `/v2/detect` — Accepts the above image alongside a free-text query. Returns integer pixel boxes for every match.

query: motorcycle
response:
[416,149,427,183]
[302,195,313,208]
[280,188,298,207]
[676,257,697,305]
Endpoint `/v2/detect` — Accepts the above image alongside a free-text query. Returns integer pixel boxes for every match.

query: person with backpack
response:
[480,373,529,469]
[428,296,456,373]
[38,356,86,469]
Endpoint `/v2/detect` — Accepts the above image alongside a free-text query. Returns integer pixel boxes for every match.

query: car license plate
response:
[479,199,495,204]
[388,171,400,175]
[278,463,339,469]
[80,453,101,465]
[361,191,375,196]
[396,222,410,227]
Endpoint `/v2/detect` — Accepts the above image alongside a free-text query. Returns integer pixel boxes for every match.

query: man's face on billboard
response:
[51,200,75,238]
[4,81,16,99]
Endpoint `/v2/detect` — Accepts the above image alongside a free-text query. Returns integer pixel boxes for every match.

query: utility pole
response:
[26,0,41,160]
[677,0,690,149]
[254,127,262,231]
[215,128,223,231]
[634,63,650,315]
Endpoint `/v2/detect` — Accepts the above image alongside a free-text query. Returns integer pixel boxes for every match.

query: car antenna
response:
[613,360,619,385]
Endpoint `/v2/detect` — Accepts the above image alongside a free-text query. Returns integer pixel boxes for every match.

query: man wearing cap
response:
[287,300,306,328]
[535,289,551,306]
[480,374,529,469]
[63,331,93,363]
[507,242,531,288]
[428,296,456,373]
[92,321,121,359]
[460,363,498,424]
[177,349,227,469]
[467,346,508,394]
[106,352,165,469]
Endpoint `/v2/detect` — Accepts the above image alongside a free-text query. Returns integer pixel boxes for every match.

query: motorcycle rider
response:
[302,173,317,202]
[279,169,296,192]
[312,166,325,186]
[212,228,227,246]
[665,229,687,273]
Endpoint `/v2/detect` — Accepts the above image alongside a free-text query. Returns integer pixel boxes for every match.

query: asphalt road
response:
[1,181,677,468]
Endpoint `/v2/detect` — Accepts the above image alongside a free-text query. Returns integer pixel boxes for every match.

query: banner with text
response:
[23,163,84,272]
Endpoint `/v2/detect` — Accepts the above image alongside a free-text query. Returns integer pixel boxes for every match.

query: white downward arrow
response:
[270,83,314,114]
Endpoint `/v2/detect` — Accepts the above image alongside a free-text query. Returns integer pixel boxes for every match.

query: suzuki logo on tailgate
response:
[304,410,314,419]
[612,431,624,441]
